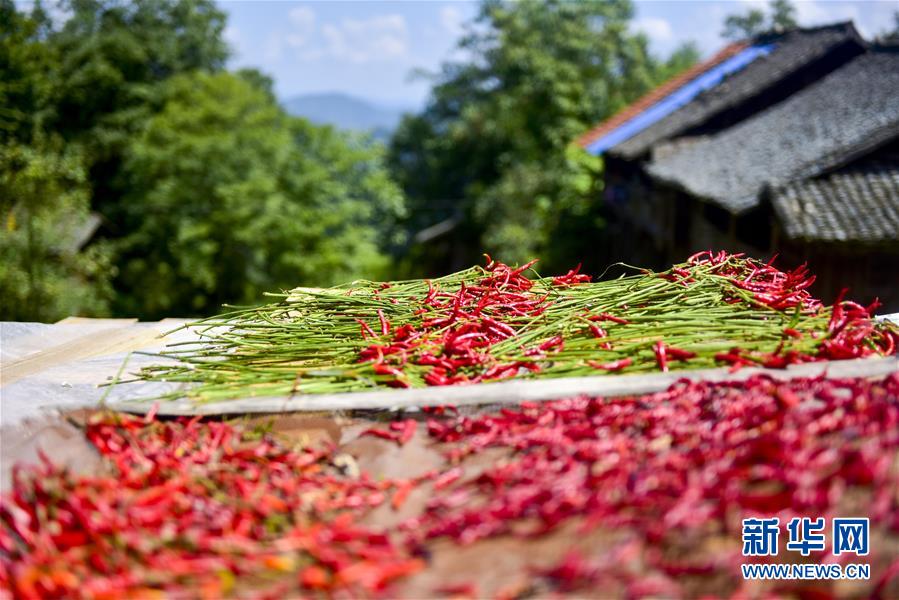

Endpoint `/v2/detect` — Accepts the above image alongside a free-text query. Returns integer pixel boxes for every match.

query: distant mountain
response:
[282,92,409,140]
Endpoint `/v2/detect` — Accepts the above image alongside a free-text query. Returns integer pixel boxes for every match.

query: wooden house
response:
[577,23,899,310]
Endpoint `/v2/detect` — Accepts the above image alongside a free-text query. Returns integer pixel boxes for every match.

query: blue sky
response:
[219,1,897,107]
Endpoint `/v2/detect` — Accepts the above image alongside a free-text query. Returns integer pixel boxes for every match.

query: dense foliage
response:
[114,71,404,317]
[0,3,114,320]
[388,0,698,274]
[2,0,703,320]
[1,0,404,320]
[0,138,113,321]
[722,0,798,40]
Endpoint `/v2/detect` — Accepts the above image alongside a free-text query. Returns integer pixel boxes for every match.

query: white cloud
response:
[289,6,316,30]
[224,25,241,46]
[795,1,859,24]
[440,5,465,37]
[261,9,409,64]
[319,14,409,63]
[286,6,316,48]
[632,17,675,42]
[264,34,284,61]
[792,1,895,40]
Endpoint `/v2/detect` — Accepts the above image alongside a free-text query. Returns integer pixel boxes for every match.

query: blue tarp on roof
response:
[585,44,776,156]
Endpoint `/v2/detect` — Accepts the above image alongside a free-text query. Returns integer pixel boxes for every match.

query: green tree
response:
[1,2,114,321]
[46,0,228,143]
[0,0,55,142]
[659,42,701,80]
[879,11,899,42]
[116,72,405,318]
[1,0,230,320]
[44,0,230,235]
[769,0,798,31]
[723,0,798,40]
[389,0,696,272]
[2,0,406,321]
[0,138,113,321]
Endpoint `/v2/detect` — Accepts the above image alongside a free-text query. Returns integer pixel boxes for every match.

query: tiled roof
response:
[611,22,864,159]
[772,163,899,243]
[575,41,749,149]
[645,50,899,214]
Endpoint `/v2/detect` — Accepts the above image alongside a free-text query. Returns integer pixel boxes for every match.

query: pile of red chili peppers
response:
[0,413,423,598]
[357,257,559,387]
[4,372,899,597]
[679,250,824,313]
[138,251,897,402]
[684,251,895,368]
[355,251,896,387]
[401,373,899,596]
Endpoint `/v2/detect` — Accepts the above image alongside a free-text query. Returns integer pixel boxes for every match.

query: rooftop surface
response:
[576,40,749,152]
[609,22,864,159]
[646,49,899,213]
[771,162,899,243]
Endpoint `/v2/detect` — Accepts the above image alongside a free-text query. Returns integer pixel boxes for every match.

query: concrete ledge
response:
[110,356,899,416]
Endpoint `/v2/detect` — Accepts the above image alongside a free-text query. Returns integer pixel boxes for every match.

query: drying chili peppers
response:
[415,373,899,596]
[353,258,554,388]
[0,414,423,598]
[135,252,896,405]
[3,373,899,597]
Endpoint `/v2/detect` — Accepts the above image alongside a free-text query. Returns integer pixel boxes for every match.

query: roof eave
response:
[645,165,760,215]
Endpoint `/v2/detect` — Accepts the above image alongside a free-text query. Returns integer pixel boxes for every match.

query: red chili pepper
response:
[432,467,463,490]
[665,346,696,361]
[377,309,390,336]
[301,565,331,589]
[373,363,404,378]
[391,419,417,445]
[714,349,754,368]
[588,313,630,325]
[436,582,477,596]
[355,319,376,339]
[866,298,882,315]
[424,280,438,305]
[687,250,710,264]
[509,259,539,277]
[653,341,669,372]
[8,371,899,597]
[879,330,897,356]
[481,317,515,338]
[588,324,607,339]
[552,263,591,286]
[587,357,632,371]
[538,336,564,352]
[392,482,413,509]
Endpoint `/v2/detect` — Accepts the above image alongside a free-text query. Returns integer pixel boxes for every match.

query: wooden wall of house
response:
[666,191,771,265]
[598,157,669,271]
[599,164,898,313]
[777,237,899,312]
[673,199,898,312]
[602,166,776,271]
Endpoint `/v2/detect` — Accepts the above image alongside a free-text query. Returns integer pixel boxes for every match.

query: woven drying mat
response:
[108,356,899,416]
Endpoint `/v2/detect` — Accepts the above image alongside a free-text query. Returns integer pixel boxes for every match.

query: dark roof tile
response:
[575,42,749,149]
[612,22,864,159]
[645,50,899,213]
[772,163,899,243]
